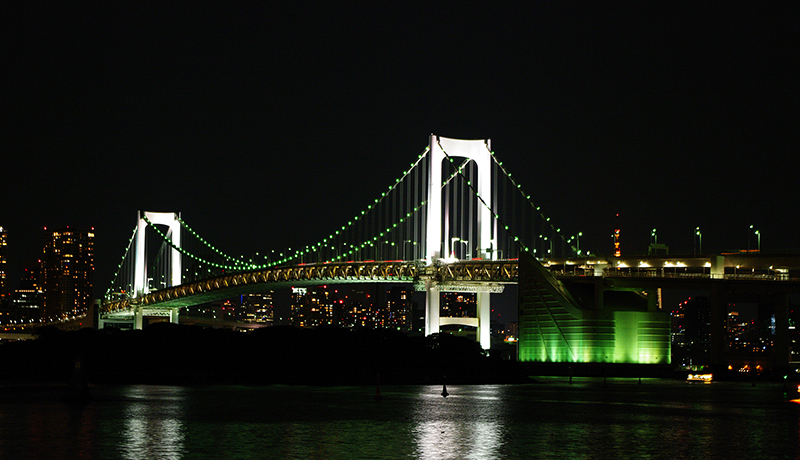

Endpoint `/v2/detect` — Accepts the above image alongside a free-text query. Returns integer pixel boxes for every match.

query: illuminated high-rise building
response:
[290,286,334,328]
[440,291,478,339]
[40,227,94,321]
[334,286,413,330]
[242,291,274,324]
[337,288,372,328]
[441,292,476,318]
[0,226,7,300]
[10,264,43,322]
[382,286,413,331]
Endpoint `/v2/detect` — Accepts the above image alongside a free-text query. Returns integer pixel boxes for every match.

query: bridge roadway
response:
[101,252,800,317]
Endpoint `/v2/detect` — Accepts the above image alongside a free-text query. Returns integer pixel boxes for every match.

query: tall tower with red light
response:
[613,213,621,257]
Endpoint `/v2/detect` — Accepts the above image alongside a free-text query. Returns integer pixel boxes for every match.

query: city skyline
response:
[4,3,798,295]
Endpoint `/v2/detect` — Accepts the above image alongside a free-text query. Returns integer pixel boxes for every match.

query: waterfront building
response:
[40,227,94,321]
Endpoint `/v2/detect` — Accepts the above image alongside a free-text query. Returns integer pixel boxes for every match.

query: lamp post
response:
[755,229,760,252]
[403,240,416,260]
[543,236,553,256]
[567,232,582,257]
[452,237,470,260]
[651,228,658,245]
[695,227,702,255]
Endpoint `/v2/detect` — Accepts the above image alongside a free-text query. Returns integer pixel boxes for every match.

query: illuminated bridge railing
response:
[430,260,518,283]
[553,268,800,282]
[599,271,798,282]
[103,257,800,314]
[103,261,422,312]
[102,260,523,313]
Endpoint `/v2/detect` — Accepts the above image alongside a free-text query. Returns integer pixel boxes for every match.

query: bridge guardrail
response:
[558,270,798,282]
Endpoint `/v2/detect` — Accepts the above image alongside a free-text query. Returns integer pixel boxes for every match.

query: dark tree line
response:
[0,324,525,386]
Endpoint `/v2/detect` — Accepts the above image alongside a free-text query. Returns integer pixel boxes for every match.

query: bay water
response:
[1,378,798,459]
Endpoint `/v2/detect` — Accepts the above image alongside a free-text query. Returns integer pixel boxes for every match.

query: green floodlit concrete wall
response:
[518,252,670,365]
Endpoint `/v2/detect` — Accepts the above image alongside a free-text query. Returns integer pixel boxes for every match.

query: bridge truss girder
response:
[101,260,518,321]
[103,261,424,312]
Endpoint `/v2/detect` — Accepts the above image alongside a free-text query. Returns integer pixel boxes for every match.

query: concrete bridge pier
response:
[424,281,440,337]
[134,306,144,330]
[425,281,493,350]
[476,291,491,350]
[132,306,180,330]
[97,306,181,330]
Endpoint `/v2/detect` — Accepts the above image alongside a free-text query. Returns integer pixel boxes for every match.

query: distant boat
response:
[441,383,449,398]
[686,373,713,383]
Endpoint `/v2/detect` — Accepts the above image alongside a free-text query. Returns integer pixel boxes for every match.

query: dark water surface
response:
[1,378,799,459]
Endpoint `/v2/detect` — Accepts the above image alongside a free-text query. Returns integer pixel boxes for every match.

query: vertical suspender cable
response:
[468,162,474,259]
[490,161,495,259]
[443,161,449,258]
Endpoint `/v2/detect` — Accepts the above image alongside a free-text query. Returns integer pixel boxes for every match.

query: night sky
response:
[4,2,799,305]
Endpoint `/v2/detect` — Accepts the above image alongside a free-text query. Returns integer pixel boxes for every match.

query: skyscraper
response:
[242,291,274,324]
[0,226,7,300]
[383,286,413,331]
[10,264,42,322]
[290,286,334,328]
[40,227,94,321]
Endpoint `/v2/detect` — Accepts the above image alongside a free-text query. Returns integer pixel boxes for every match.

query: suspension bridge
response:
[100,134,800,369]
[101,135,580,349]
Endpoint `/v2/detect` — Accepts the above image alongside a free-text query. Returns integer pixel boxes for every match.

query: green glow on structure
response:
[517,251,670,365]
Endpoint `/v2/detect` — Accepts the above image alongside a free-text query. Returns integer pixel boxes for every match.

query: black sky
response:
[3,2,799,296]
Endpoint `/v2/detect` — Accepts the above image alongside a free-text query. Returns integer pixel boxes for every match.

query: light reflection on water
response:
[1,379,799,459]
[120,385,186,460]
[411,385,508,460]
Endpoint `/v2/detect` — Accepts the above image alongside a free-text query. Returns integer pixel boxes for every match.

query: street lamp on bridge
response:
[749,225,760,252]
[695,227,702,255]
[452,237,470,260]
[403,240,417,260]
[755,229,761,252]
[543,236,553,256]
[566,232,583,257]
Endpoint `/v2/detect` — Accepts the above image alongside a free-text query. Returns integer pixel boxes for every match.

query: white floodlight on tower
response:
[133,211,182,298]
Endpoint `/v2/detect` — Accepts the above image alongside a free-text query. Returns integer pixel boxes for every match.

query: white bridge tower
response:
[129,211,182,328]
[424,135,498,350]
